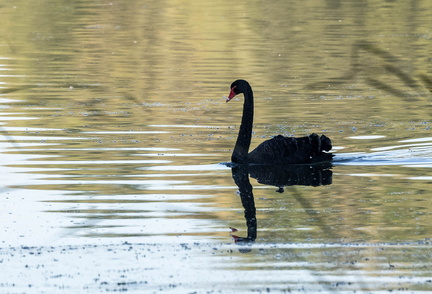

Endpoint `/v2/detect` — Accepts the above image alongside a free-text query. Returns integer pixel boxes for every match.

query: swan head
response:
[226,79,251,102]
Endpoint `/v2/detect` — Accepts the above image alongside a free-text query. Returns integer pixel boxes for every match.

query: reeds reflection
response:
[230,163,332,252]
[308,40,432,99]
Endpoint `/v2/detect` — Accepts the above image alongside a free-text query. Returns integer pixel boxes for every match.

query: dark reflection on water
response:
[230,163,333,252]
[308,40,431,100]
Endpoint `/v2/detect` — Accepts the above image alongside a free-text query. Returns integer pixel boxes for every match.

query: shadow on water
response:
[228,162,333,253]
[307,40,432,98]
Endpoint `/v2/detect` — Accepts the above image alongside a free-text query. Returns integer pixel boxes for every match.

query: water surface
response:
[1,0,432,293]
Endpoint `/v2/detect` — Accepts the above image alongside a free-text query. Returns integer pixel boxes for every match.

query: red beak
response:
[226,86,237,102]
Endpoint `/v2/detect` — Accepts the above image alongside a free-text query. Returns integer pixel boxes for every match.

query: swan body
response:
[226,79,333,164]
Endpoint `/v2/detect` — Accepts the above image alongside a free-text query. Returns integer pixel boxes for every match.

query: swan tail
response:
[320,134,332,151]
[309,133,332,154]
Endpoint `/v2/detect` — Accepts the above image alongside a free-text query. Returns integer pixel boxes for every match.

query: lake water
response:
[1,0,432,293]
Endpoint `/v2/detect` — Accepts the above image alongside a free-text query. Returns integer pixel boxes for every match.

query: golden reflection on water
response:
[0,0,431,242]
[1,1,432,292]
[0,0,431,254]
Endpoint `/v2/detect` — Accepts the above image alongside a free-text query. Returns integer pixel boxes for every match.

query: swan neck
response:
[232,87,254,163]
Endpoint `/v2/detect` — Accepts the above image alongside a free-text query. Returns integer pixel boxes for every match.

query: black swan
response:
[226,79,334,164]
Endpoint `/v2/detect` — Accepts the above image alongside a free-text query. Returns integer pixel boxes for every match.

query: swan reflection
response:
[230,163,332,252]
